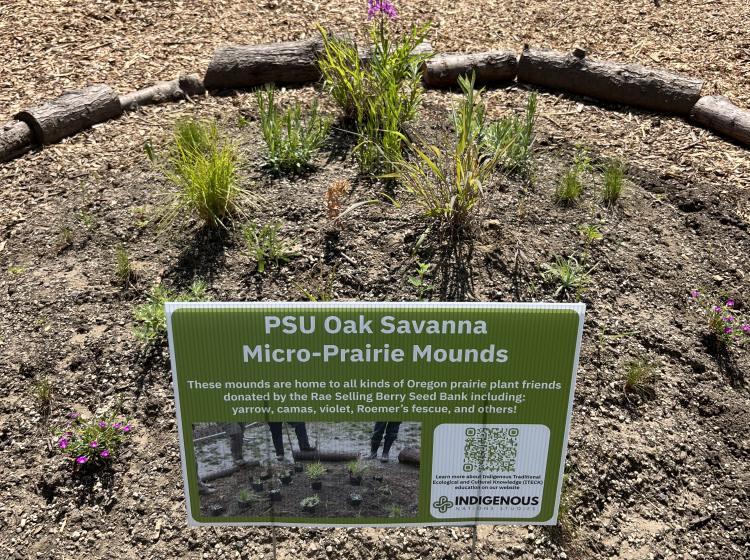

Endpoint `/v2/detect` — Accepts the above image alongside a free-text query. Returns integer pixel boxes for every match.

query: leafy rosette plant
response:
[691,289,749,346]
[52,399,131,470]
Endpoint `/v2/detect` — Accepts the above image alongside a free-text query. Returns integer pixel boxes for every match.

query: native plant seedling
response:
[576,219,602,301]
[301,495,320,512]
[325,181,350,227]
[242,220,300,272]
[600,158,626,206]
[256,83,332,172]
[388,504,403,518]
[51,396,131,470]
[30,374,53,412]
[482,91,538,175]
[133,280,210,346]
[622,357,657,398]
[307,462,325,482]
[8,265,27,274]
[56,226,75,249]
[554,168,585,206]
[289,258,338,302]
[691,289,749,346]
[541,255,596,298]
[77,209,95,229]
[409,262,433,301]
[114,243,137,283]
[349,493,363,506]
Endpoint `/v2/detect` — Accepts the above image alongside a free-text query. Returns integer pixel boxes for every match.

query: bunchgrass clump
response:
[133,280,210,346]
[623,357,657,398]
[541,254,596,298]
[151,118,255,232]
[51,398,131,470]
[388,504,403,518]
[290,258,338,302]
[347,459,370,477]
[554,168,585,206]
[601,158,626,206]
[482,91,538,174]
[256,84,331,172]
[242,220,300,272]
[691,289,749,346]
[114,244,136,283]
[30,374,53,412]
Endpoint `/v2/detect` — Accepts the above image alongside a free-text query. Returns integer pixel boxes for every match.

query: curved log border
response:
[1,41,749,164]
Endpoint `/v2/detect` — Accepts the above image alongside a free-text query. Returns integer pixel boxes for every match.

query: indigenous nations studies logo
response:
[433,496,453,513]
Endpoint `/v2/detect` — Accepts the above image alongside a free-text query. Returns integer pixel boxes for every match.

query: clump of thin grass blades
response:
[30,374,53,413]
[114,243,136,284]
[242,220,300,272]
[386,72,510,236]
[622,357,657,398]
[289,258,338,302]
[481,91,538,174]
[150,118,256,233]
[256,84,332,172]
[554,168,585,206]
[133,280,210,346]
[600,158,626,206]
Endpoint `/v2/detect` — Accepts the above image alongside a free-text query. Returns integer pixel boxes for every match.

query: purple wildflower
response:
[727,301,734,306]
[742,326,749,331]
[123,426,131,432]
[71,413,78,418]
[114,424,120,429]
[713,306,722,311]
[367,0,397,20]
[691,292,698,297]
[77,457,87,464]
[101,450,109,458]
[90,441,98,448]
[99,423,106,428]
[725,327,733,334]
[59,439,68,450]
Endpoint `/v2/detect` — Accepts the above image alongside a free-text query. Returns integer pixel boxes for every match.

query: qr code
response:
[463,427,519,472]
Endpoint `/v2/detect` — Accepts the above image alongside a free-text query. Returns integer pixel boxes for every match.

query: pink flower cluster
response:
[367,0,397,20]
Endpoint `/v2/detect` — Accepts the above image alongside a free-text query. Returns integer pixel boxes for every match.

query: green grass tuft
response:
[623,357,657,398]
[601,158,626,206]
[133,280,210,346]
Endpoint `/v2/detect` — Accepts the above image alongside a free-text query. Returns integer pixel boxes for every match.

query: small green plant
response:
[623,357,657,398]
[573,143,593,174]
[114,244,136,283]
[306,462,325,482]
[597,323,640,350]
[238,489,251,502]
[554,168,585,206]
[301,495,321,508]
[482,91,538,174]
[133,280,210,346]
[253,477,263,485]
[388,504,403,518]
[8,265,27,274]
[77,209,95,229]
[347,459,370,477]
[549,472,581,543]
[541,255,596,298]
[600,158,626,206]
[378,485,392,496]
[242,220,300,272]
[576,219,602,302]
[290,259,338,302]
[151,118,256,232]
[256,84,331,172]
[51,397,131,470]
[408,262,433,301]
[30,374,53,411]
[691,289,749,346]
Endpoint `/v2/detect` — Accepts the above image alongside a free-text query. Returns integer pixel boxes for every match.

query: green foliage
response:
[541,255,596,298]
[481,92,538,174]
[56,226,75,249]
[691,288,749,346]
[51,397,131,468]
[256,84,331,172]
[30,374,53,411]
[114,243,135,283]
[388,505,403,518]
[290,259,338,302]
[133,280,210,346]
[347,459,370,477]
[408,262,433,301]
[306,461,325,482]
[151,118,255,232]
[8,265,27,274]
[237,489,251,502]
[554,168,585,206]
[242,220,300,272]
[301,495,321,508]
[623,357,657,397]
[386,73,505,235]
[576,218,602,302]
[316,21,432,173]
[77,209,95,229]
[600,158,626,206]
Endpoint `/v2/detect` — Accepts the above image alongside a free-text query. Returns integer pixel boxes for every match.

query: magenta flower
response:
[742,326,749,331]
[123,426,131,432]
[101,450,109,457]
[59,439,68,449]
[71,414,78,418]
[114,424,120,429]
[367,0,397,20]
[77,457,87,464]
[725,327,733,334]
[99,423,106,428]
[713,306,722,311]
[727,301,734,306]
[90,441,98,448]
[691,292,698,297]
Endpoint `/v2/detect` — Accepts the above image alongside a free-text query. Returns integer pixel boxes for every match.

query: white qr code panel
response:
[430,424,550,519]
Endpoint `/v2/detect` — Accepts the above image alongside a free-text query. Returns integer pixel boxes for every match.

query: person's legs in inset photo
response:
[218,422,247,466]
[290,422,316,451]
[368,421,388,459]
[268,422,285,460]
[381,421,401,463]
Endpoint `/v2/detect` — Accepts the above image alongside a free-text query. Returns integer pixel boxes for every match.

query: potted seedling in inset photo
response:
[252,477,264,492]
[373,472,384,482]
[348,493,363,507]
[208,504,225,517]
[294,462,304,473]
[237,489,253,509]
[279,470,293,485]
[269,488,282,502]
[307,461,325,490]
[301,495,320,514]
[348,458,370,486]
[259,471,271,481]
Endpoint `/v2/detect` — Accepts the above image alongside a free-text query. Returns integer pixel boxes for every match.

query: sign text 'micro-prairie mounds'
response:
[263,315,489,335]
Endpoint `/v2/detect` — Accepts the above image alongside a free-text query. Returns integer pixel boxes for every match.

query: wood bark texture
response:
[358,41,434,65]
[204,38,325,90]
[119,74,206,111]
[0,121,34,163]
[15,84,122,145]
[424,51,518,87]
[517,48,703,115]
[690,95,750,147]
[292,450,359,462]
[398,446,420,466]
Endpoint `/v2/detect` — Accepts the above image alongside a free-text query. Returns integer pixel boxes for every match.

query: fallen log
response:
[517,47,703,115]
[358,41,434,65]
[201,460,261,482]
[119,74,206,112]
[690,95,750,148]
[15,84,122,145]
[0,121,34,163]
[293,450,359,462]
[398,446,420,466]
[424,51,518,87]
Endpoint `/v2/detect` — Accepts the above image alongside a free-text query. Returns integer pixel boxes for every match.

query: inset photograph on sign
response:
[192,421,421,519]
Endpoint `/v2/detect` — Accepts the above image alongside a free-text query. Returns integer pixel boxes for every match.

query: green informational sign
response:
[166,303,584,527]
